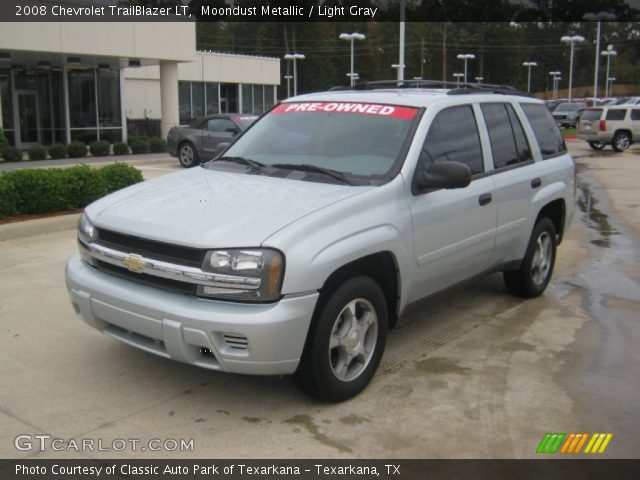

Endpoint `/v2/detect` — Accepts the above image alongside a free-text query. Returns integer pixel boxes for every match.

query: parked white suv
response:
[66,83,576,402]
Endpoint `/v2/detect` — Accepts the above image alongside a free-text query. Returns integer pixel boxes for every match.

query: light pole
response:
[549,71,561,99]
[560,35,585,103]
[601,46,617,98]
[284,75,293,98]
[456,53,475,83]
[554,77,562,100]
[608,76,616,96]
[475,76,483,84]
[284,53,305,96]
[453,73,464,86]
[583,12,616,102]
[391,64,405,84]
[398,0,406,82]
[522,61,537,93]
[339,32,366,87]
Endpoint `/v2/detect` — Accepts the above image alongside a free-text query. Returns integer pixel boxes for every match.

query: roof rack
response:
[345,79,533,98]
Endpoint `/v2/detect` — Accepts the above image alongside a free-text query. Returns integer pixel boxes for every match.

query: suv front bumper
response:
[65,254,318,375]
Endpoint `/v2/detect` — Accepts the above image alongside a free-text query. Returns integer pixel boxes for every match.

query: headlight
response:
[198,249,284,302]
[78,213,96,243]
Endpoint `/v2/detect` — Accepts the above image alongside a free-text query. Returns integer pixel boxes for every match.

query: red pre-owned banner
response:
[272,102,418,120]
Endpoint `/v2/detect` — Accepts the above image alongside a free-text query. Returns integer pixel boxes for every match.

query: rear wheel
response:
[178,142,198,168]
[294,276,388,402]
[612,132,631,152]
[588,141,606,151]
[504,218,557,298]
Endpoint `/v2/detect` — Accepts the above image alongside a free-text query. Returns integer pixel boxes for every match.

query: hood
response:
[86,167,370,248]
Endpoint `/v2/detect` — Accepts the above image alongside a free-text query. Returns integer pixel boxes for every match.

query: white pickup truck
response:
[66,82,575,402]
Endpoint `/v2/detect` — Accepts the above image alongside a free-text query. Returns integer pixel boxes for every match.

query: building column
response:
[159,61,179,139]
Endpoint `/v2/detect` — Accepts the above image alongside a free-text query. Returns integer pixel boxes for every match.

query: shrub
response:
[0,163,144,219]
[48,144,68,160]
[113,143,129,155]
[128,135,149,146]
[89,140,110,157]
[28,146,47,161]
[149,137,167,153]
[0,175,19,218]
[101,163,144,192]
[67,141,87,158]
[1,146,23,162]
[129,138,150,154]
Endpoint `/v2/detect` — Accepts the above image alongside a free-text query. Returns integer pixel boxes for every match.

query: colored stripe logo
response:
[537,433,613,454]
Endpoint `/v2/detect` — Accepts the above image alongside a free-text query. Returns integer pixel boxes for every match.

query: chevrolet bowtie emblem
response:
[122,254,146,273]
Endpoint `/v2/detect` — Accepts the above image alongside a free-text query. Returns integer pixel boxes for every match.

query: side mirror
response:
[413,161,472,194]
[214,142,230,156]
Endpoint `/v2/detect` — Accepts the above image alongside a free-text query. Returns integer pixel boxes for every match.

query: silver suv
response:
[66,83,576,402]
[577,105,640,151]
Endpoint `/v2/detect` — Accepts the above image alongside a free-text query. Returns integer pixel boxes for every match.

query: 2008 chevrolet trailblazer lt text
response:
[66,81,575,402]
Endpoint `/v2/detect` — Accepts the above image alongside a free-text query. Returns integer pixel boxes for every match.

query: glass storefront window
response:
[179,81,191,124]
[253,85,264,114]
[241,84,252,114]
[0,70,13,130]
[68,69,96,128]
[192,82,204,119]
[98,69,121,127]
[206,82,219,115]
[99,128,122,144]
[70,129,98,144]
[265,86,275,110]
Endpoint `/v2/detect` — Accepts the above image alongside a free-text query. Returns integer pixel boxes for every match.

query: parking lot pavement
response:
[1,142,639,459]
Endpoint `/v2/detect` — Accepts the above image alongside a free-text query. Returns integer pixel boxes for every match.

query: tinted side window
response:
[422,105,484,174]
[481,103,532,169]
[206,118,237,132]
[632,110,640,121]
[606,109,627,121]
[521,104,567,159]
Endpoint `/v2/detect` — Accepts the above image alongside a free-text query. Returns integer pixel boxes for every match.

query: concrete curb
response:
[0,213,80,242]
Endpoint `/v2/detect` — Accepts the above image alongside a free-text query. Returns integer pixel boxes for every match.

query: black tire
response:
[178,142,199,168]
[504,218,557,298]
[612,131,631,152]
[294,276,388,402]
[588,141,606,151]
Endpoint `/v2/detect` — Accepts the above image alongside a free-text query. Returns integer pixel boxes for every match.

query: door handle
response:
[531,177,542,189]
[478,193,492,206]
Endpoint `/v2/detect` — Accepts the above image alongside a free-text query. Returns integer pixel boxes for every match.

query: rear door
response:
[480,102,540,265]
[407,104,497,301]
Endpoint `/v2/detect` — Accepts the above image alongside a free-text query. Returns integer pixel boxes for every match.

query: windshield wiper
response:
[207,156,266,171]
[271,163,354,185]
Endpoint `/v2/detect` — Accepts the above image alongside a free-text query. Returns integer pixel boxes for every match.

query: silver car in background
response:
[551,102,587,128]
[167,114,258,167]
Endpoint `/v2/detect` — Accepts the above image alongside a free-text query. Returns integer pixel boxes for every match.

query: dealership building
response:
[0,21,280,148]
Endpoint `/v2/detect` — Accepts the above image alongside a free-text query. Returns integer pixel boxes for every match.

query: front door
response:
[15,91,40,148]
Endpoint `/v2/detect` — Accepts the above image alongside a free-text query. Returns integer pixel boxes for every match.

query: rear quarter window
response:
[632,110,640,121]
[605,109,627,121]
[581,109,603,121]
[521,104,567,159]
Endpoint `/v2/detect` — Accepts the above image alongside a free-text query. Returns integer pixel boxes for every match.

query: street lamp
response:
[475,76,484,84]
[453,73,464,86]
[601,46,618,98]
[522,61,537,93]
[391,64,405,84]
[583,12,616,102]
[549,71,561,100]
[608,76,616,96]
[456,53,475,83]
[339,32,366,87]
[284,75,293,98]
[283,53,305,96]
[560,35,585,103]
[554,77,562,100]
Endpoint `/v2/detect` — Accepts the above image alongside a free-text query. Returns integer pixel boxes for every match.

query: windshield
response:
[212,101,419,184]
[232,115,258,129]
[556,103,582,112]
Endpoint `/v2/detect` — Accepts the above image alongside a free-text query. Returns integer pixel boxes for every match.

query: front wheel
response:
[612,132,631,152]
[294,276,388,402]
[504,218,557,298]
[588,141,606,151]
[178,142,199,168]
